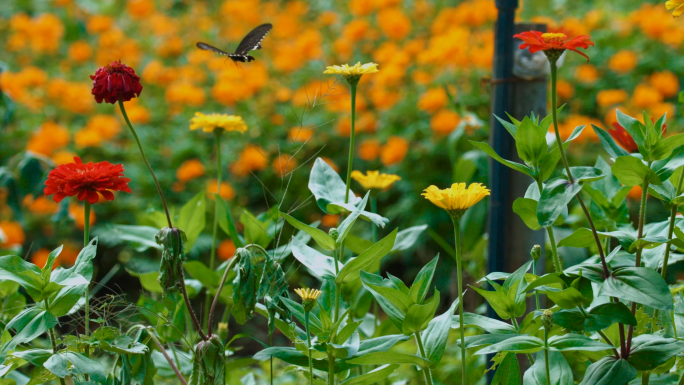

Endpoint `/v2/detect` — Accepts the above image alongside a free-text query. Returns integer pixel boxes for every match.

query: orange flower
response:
[514,31,594,61]
[68,40,92,62]
[86,15,114,34]
[430,109,461,136]
[26,121,70,156]
[69,203,96,230]
[556,80,575,100]
[0,221,25,248]
[608,50,638,74]
[126,0,155,19]
[176,159,206,182]
[52,151,78,166]
[632,84,664,109]
[25,195,59,215]
[207,179,236,201]
[576,64,599,84]
[649,71,679,98]
[321,214,339,227]
[378,8,411,40]
[380,136,409,166]
[273,155,298,177]
[289,127,314,143]
[418,88,449,113]
[218,240,236,261]
[359,139,381,161]
[556,115,601,143]
[231,145,268,177]
[627,185,643,200]
[597,90,628,107]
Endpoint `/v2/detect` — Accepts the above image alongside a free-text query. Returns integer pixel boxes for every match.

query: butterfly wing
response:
[233,23,273,61]
[196,42,231,56]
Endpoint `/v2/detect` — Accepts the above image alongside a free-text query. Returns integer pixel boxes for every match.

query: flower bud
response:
[542,309,554,330]
[218,322,229,341]
[329,227,339,240]
[531,245,542,261]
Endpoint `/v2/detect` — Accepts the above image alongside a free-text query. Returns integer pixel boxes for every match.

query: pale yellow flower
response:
[189,112,247,133]
[666,0,684,17]
[351,170,401,192]
[422,183,490,213]
[294,288,322,301]
[324,62,379,76]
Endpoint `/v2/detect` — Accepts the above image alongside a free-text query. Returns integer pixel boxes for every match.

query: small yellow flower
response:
[294,288,322,301]
[666,0,684,17]
[351,170,401,192]
[324,62,379,85]
[189,112,247,133]
[422,183,490,217]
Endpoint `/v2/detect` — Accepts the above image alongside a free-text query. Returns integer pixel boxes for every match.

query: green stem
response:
[83,202,91,380]
[579,306,620,359]
[543,327,550,385]
[642,372,650,385]
[205,129,224,330]
[627,170,651,354]
[328,352,335,385]
[536,179,563,272]
[118,99,173,228]
[333,248,340,322]
[451,217,467,385]
[679,371,684,385]
[147,328,188,385]
[49,328,66,385]
[370,196,378,244]
[270,333,274,385]
[305,311,314,385]
[344,83,357,204]
[532,259,541,311]
[414,332,434,385]
[511,317,535,365]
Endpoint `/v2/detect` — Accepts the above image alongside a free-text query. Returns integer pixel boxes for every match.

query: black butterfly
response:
[196,23,272,63]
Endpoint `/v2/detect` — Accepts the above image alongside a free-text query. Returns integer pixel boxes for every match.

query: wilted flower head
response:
[351,170,401,193]
[90,60,143,104]
[514,31,594,61]
[324,62,379,85]
[423,183,490,218]
[44,157,131,204]
[189,112,248,134]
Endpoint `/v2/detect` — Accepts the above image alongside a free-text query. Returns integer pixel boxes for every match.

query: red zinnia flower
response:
[608,119,667,153]
[44,157,132,204]
[513,31,595,61]
[90,60,143,104]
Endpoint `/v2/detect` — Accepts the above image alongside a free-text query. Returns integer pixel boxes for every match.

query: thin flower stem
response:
[205,129,224,330]
[579,306,620,358]
[333,248,340,322]
[49,328,67,385]
[305,311,314,385]
[344,83,357,204]
[451,216,467,385]
[328,352,335,385]
[83,202,91,380]
[536,179,563,272]
[532,259,541,311]
[207,250,241,336]
[549,61,608,278]
[118,99,173,228]
[627,171,651,354]
[146,327,188,385]
[414,332,434,385]
[543,327,551,385]
[177,261,207,341]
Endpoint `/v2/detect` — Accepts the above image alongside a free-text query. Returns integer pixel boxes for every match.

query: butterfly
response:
[196,23,272,63]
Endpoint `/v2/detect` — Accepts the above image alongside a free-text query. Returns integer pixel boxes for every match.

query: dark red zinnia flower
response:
[44,157,132,204]
[609,119,667,153]
[513,31,595,61]
[90,60,143,104]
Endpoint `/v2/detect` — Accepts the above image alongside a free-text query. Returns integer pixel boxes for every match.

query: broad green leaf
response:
[523,350,573,385]
[611,156,661,187]
[280,212,336,251]
[0,255,44,301]
[592,124,631,159]
[326,201,389,229]
[346,352,431,368]
[41,246,63,283]
[354,334,410,357]
[564,167,606,183]
[44,351,106,379]
[470,141,534,177]
[391,225,428,253]
[402,291,440,335]
[49,284,86,317]
[291,236,340,280]
[652,146,684,182]
[627,335,684,371]
[88,327,148,355]
[579,356,637,385]
[239,209,271,248]
[475,335,544,355]
[616,109,645,148]
[651,133,684,161]
[182,260,220,288]
[547,334,614,352]
[537,178,582,227]
[254,347,352,372]
[280,297,323,334]
[546,287,591,310]
[339,364,398,385]
[494,114,518,136]
[598,267,673,310]
[471,285,519,320]
[337,229,397,284]
[337,192,370,245]
[344,234,373,255]
[452,313,516,334]
[360,271,412,329]
[215,195,244,247]
[408,255,439,304]
[176,192,206,251]
[0,309,57,360]
[491,352,521,385]
[102,224,161,251]
[309,157,360,213]
[513,198,542,230]
[515,117,547,165]
[421,297,459,367]
[558,228,609,248]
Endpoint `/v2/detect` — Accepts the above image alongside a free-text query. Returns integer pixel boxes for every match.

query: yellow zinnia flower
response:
[351,170,401,193]
[422,183,490,217]
[666,0,684,17]
[189,112,247,133]
[324,62,379,85]
[295,288,322,312]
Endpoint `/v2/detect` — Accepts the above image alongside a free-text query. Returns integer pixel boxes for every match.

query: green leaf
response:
[280,212,336,251]
[513,198,542,230]
[343,233,373,255]
[290,236,340,280]
[354,334,410,357]
[627,335,684,371]
[0,255,44,301]
[102,224,161,251]
[470,141,534,177]
[280,297,323,334]
[515,117,548,165]
[41,246,63,282]
[182,260,220,288]
[88,327,148,355]
[650,133,684,161]
[494,114,518,136]
[421,297,459,367]
[475,335,544,355]
[44,352,106,379]
[215,195,244,248]
[360,271,412,329]
[598,267,673,310]
[346,352,431,368]
[471,285,519,320]
[523,351,573,385]
[616,109,645,148]
[239,209,271,248]
[408,256,439,304]
[49,284,86,317]
[176,192,206,251]
[339,364,399,385]
[564,167,606,183]
[578,357,637,385]
[254,347,352,372]
[337,229,397,284]
[491,353,521,385]
[309,157,358,213]
[592,124,631,159]
[537,178,582,227]
[336,192,371,245]
[0,309,57,361]
[558,228,609,248]
[555,302,636,332]
[391,225,428,253]
[547,333,614,352]
[326,201,389,229]
[452,313,516,334]
[611,156,661,187]
[402,291,440,335]
[546,287,591,310]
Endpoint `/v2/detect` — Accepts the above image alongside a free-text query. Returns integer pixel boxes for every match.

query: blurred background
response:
[1,0,683,380]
